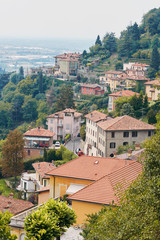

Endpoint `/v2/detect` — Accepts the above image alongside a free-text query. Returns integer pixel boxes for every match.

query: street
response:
[65,137,81,153]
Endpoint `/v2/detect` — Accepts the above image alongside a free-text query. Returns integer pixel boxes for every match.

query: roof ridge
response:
[104,116,124,130]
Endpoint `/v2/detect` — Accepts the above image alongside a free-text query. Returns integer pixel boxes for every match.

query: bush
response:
[24,157,43,171]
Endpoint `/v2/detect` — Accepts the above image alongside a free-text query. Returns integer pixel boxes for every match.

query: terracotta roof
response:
[144,79,160,86]
[47,109,82,118]
[0,195,34,215]
[24,127,54,137]
[85,110,110,123]
[81,84,101,89]
[32,162,56,179]
[127,76,149,81]
[109,90,138,97]
[97,115,155,131]
[55,53,81,59]
[132,63,150,67]
[46,155,135,181]
[36,186,50,193]
[105,71,123,74]
[68,162,142,205]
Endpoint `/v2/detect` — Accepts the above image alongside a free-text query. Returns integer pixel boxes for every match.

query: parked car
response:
[75,148,81,154]
[33,142,39,147]
[77,151,84,156]
[55,141,61,150]
[39,143,48,148]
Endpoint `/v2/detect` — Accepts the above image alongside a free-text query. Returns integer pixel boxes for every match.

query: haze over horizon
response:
[0,0,160,41]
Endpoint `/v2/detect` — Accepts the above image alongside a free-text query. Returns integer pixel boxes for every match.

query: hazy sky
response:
[0,0,159,40]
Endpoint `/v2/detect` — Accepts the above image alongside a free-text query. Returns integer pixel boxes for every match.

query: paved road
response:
[61,227,83,240]
[65,137,81,153]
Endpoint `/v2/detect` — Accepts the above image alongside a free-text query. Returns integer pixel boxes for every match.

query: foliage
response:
[24,199,76,240]
[82,126,160,239]
[0,211,17,240]
[1,129,24,182]
[147,109,157,124]
[120,103,134,117]
[80,125,86,141]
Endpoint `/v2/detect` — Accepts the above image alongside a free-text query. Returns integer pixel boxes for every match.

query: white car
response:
[55,141,61,149]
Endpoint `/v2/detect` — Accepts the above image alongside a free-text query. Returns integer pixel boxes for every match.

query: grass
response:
[0,177,20,198]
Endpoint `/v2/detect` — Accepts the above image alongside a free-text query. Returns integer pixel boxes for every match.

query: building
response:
[28,66,53,76]
[0,193,33,215]
[23,127,55,158]
[46,108,82,140]
[68,161,142,224]
[84,114,155,157]
[17,162,56,200]
[54,53,81,76]
[144,79,160,101]
[80,84,104,95]
[84,110,112,156]
[104,71,127,91]
[96,115,155,157]
[108,90,138,112]
[123,62,150,71]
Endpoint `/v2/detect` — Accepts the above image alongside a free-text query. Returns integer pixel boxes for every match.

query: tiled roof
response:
[24,127,55,137]
[0,195,34,215]
[109,90,138,97]
[144,79,160,86]
[81,84,101,89]
[127,76,150,81]
[32,162,56,179]
[47,109,82,118]
[132,63,150,67]
[46,156,135,181]
[85,110,110,123]
[36,186,50,193]
[97,115,155,131]
[68,162,142,205]
[55,53,81,59]
[105,71,123,74]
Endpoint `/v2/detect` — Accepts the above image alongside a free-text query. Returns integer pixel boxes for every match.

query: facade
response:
[54,53,81,75]
[84,114,155,157]
[144,79,160,101]
[108,90,138,112]
[28,66,53,76]
[23,127,55,158]
[17,162,56,200]
[81,84,104,95]
[84,111,112,156]
[104,71,127,92]
[46,108,82,140]
[123,62,150,71]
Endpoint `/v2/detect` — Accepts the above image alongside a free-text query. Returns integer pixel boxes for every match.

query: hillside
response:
[81,7,160,74]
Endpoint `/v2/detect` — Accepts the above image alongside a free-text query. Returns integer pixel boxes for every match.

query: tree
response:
[1,129,24,184]
[147,109,157,124]
[0,211,17,240]
[22,96,38,121]
[43,147,48,161]
[18,66,24,82]
[103,32,117,54]
[95,35,102,46]
[24,199,76,240]
[120,103,134,117]
[150,44,160,72]
[80,125,86,141]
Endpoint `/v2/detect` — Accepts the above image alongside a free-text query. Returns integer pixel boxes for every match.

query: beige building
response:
[84,114,155,157]
[144,79,160,101]
[104,71,127,91]
[84,111,112,156]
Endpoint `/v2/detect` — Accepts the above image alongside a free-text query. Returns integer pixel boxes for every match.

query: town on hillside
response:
[1,7,160,240]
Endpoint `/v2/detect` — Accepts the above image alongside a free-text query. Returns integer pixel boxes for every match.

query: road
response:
[65,137,81,153]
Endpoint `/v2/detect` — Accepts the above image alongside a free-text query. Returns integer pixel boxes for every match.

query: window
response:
[27,150,30,156]
[44,180,47,187]
[111,132,115,138]
[24,182,27,190]
[132,131,138,137]
[110,142,116,148]
[35,185,37,191]
[123,132,129,137]
[66,124,70,130]
[148,130,152,136]
[123,142,128,146]
[50,119,53,124]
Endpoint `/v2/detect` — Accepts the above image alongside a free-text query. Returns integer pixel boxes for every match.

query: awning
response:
[66,183,86,195]
[23,137,50,141]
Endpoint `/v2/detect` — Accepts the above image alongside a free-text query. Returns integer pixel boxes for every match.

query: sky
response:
[0,0,159,40]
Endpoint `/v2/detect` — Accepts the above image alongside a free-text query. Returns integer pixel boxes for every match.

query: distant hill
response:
[81,7,160,74]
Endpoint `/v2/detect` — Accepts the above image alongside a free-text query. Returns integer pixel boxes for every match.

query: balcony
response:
[57,124,63,127]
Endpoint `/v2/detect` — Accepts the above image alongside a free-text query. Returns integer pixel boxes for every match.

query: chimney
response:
[28,126,31,131]
[52,160,55,166]
[3,205,9,213]
[38,126,40,132]
[127,149,132,158]
[135,143,140,151]
[8,200,12,208]
[10,193,14,199]
[38,163,40,169]
[113,151,117,158]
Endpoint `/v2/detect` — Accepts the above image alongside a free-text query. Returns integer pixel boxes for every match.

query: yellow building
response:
[144,79,160,101]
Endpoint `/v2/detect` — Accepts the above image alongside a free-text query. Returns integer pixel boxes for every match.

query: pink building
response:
[46,109,82,140]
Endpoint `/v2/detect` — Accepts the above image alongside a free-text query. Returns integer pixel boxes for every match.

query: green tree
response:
[103,32,117,54]
[0,211,17,240]
[22,96,38,121]
[17,76,34,95]
[95,35,102,46]
[80,125,86,141]
[18,66,24,82]
[147,109,157,124]
[150,43,160,72]
[24,199,76,240]
[1,129,24,184]
[120,103,134,117]
[43,147,48,161]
